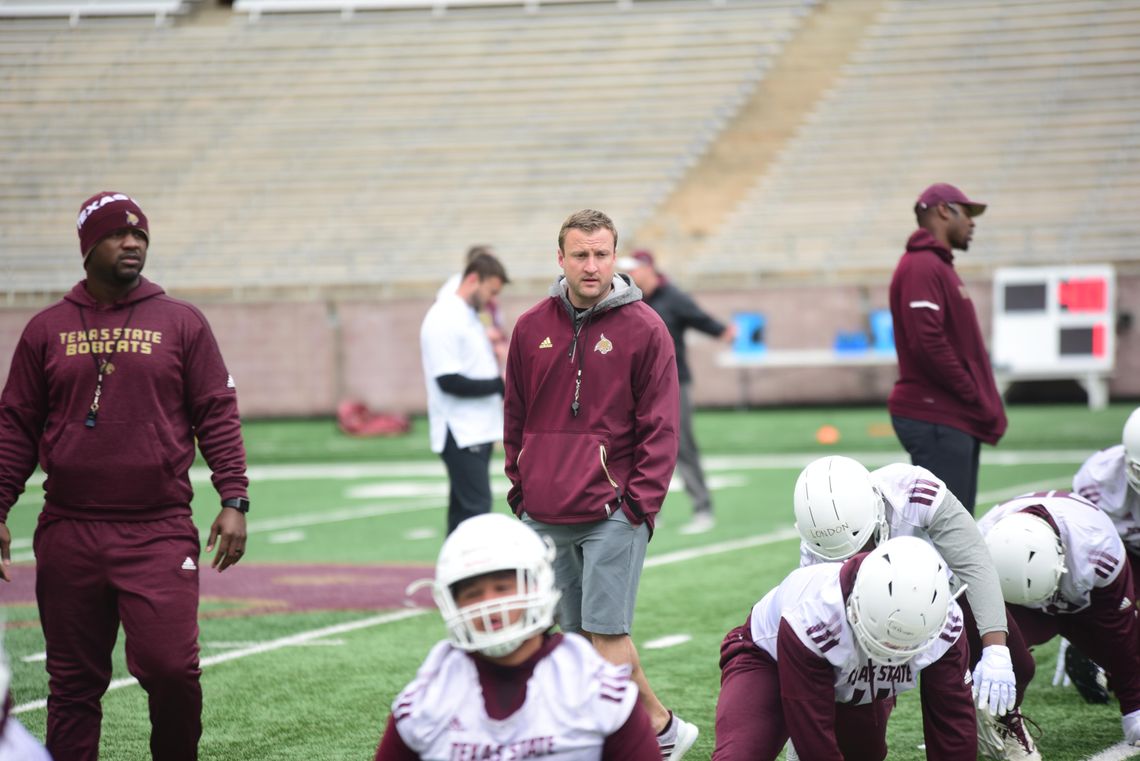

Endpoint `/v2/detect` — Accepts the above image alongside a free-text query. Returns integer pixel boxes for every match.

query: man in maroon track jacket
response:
[504,209,697,759]
[888,183,1007,514]
[0,192,250,761]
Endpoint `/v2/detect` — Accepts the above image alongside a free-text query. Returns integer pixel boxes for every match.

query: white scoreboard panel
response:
[992,265,1115,374]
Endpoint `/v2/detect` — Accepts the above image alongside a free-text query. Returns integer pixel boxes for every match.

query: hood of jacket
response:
[906,228,954,265]
[548,273,643,323]
[63,277,165,310]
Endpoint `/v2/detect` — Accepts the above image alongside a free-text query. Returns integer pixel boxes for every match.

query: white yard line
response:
[645,527,802,567]
[12,608,428,715]
[1084,743,1140,760]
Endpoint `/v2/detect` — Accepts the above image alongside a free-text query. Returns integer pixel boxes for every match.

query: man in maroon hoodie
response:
[888,183,1008,514]
[0,192,250,760]
[504,209,696,759]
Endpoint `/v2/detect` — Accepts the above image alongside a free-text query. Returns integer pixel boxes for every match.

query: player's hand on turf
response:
[207,508,247,572]
[1124,709,1140,745]
[0,521,10,582]
[972,644,1015,717]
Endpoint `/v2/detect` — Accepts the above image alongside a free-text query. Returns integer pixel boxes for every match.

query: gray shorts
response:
[522,510,648,636]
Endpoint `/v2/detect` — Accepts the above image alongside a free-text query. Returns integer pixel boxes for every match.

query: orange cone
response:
[816,424,841,445]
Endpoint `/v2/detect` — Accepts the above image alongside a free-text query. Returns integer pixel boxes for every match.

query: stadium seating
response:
[695,0,1140,279]
[0,0,191,25]
[0,0,814,297]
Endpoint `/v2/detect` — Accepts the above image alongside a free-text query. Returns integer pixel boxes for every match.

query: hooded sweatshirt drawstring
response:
[568,307,595,417]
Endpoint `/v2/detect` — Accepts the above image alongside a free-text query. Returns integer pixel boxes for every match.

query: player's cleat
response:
[977,708,1042,761]
[1065,642,1110,704]
[657,713,699,760]
[678,513,715,535]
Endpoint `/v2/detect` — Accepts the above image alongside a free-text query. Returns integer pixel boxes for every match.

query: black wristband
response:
[221,497,250,514]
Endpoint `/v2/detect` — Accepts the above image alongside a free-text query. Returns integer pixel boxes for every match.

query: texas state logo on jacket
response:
[392,633,639,760]
[978,490,1126,614]
[750,562,964,705]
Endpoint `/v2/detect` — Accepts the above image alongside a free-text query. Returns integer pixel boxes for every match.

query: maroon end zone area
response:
[1,563,438,620]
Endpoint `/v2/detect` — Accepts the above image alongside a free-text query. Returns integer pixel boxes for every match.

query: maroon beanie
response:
[76,191,149,258]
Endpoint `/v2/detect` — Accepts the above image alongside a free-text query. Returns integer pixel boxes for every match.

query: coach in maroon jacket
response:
[0,192,250,761]
[504,210,698,758]
[888,183,1007,514]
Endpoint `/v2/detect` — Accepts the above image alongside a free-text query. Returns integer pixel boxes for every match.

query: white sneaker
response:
[678,513,715,535]
[658,714,699,760]
[977,709,1041,761]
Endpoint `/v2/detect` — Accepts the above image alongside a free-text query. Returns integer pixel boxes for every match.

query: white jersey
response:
[978,490,1126,614]
[0,717,52,761]
[749,562,963,705]
[1075,445,1140,554]
[392,634,638,760]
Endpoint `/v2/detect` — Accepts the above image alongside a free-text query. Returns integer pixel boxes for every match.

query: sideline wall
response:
[1,277,1136,417]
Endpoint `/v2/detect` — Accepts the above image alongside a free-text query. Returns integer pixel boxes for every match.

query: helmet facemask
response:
[435,566,560,658]
[430,514,561,659]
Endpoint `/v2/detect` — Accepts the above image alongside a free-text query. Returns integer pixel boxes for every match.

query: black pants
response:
[890,415,981,514]
[440,428,493,534]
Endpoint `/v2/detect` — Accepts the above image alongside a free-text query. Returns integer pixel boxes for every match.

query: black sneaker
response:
[1065,643,1110,704]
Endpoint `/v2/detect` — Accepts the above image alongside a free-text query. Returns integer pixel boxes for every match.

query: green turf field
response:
[2,402,1137,760]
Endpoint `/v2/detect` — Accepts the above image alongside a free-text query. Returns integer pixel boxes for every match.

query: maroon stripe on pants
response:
[34,515,203,761]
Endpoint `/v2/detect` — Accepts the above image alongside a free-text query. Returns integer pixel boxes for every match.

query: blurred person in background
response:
[0,191,249,761]
[887,183,1007,514]
[373,513,661,760]
[618,250,735,535]
[436,245,509,366]
[421,252,509,535]
[504,209,697,759]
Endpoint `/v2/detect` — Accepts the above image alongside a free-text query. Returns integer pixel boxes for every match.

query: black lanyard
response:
[76,303,137,429]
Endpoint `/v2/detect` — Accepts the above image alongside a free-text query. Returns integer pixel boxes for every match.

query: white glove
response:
[972,644,1016,717]
[1123,709,1140,746]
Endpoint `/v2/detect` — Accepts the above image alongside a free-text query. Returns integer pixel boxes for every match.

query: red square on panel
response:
[1093,323,1106,357]
[1059,279,1107,312]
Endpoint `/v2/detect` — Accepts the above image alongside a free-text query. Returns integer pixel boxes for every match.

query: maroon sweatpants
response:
[712,623,892,761]
[34,514,203,761]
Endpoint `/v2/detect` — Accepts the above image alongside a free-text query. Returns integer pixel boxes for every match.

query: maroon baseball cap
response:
[616,250,656,271]
[915,183,986,217]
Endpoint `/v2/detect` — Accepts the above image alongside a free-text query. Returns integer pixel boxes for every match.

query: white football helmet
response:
[846,536,954,665]
[794,456,888,561]
[984,511,1066,606]
[1123,407,1140,494]
[432,513,560,658]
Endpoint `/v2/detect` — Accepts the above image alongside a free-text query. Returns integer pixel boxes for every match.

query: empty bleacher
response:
[0,0,815,299]
[694,0,1140,282]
